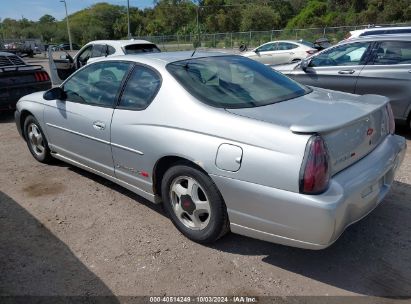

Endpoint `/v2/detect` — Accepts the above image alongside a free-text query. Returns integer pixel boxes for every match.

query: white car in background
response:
[344,26,411,41]
[241,40,317,65]
[49,39,161,85]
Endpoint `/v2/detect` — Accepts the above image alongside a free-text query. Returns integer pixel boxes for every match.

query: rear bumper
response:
[0,82,50,111]
[211,134,406,249]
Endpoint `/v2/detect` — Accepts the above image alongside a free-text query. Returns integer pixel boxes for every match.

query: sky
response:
[1,0,154,21]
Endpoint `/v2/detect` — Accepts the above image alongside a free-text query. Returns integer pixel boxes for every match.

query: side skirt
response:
[51,152,162,204]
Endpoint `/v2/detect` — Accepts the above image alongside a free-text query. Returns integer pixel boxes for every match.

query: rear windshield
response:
[124,44,161,54]
[299,40,315,48]
[166,55,311,108]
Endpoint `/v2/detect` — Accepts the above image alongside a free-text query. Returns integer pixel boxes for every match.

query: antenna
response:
[191,48,197,57]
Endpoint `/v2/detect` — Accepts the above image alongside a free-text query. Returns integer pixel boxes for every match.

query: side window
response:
[310,42,371,67]
[63,61,131,107]
[372,41,411,65]
[91,44,105,58]
[118,66,161,110]
[77,46,92,66]
[108,45,116,55]
[257,43,277,52]
[278,42,298,50]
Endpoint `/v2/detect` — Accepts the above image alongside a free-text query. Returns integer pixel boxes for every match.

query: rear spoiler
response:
[290,94,389,134]
[0,64,43,73]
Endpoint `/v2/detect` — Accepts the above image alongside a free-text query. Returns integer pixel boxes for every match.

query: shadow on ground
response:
[396,125,411,140]
[67,166,167,218]
[0,191,119,300]
[211,181,411,297]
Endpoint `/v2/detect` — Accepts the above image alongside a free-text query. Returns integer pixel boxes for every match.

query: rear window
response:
[166,55,311,109]
[124,44,161,54]
[299,40,315,48]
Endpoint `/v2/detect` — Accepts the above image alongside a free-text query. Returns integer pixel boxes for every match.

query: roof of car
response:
[349,34,411,42]
[93,51,230,67]
[350,26,411,35]
[87,39,154,47]
[0,51,16,56]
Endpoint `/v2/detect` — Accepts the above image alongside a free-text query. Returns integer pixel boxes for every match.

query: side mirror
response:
[60,54,68,59]
[43,87,66,101]
[300,58,310,71]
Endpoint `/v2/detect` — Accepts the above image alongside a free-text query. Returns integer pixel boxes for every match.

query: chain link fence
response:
[138,23,411,52]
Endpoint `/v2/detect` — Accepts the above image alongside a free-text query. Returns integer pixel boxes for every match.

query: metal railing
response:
[137,22,411,51]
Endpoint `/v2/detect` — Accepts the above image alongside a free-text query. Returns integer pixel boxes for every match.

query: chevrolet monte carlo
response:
[14,52,406,249]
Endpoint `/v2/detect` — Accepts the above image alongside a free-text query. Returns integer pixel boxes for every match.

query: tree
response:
[39,14,56,24]
[240,4,281,31]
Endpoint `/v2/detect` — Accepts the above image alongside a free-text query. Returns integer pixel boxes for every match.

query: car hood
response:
[226,87,388,134]
[241,51,256,57]
[19,91,46,103]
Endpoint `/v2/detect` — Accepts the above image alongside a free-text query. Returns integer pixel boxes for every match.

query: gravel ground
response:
[0,57,411,299]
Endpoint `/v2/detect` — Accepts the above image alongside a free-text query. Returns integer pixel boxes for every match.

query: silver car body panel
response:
[16,52,407,249]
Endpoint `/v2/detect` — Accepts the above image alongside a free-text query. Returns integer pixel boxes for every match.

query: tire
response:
[161,163,229,243]
[23,115,53,163]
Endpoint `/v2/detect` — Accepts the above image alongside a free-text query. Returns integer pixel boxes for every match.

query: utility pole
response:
[60,0,73,51]
[196,5,200,47]
[127,0,131,39]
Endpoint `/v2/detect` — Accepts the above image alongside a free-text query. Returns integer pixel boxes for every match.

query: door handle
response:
[338,70,355,75]
[93,121,106,130]
[289,52,295,55]
[408,70,411,73]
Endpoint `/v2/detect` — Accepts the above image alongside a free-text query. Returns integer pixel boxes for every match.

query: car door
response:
[272,42,299,65]
[289,41,373,93]
[110,64,162,193]
[253,42,278,65]
[48,45,93,85]
[355,40,411,121]
[44,61,132,176]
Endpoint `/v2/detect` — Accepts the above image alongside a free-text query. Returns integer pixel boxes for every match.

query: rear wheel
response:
[24,115,53,163]
[161,163,229,243]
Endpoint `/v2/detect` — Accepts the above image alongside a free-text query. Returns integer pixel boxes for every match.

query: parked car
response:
[0,52,51,112]
[49,39,161,85]
[241,40,317,65]
[344,26,411,41]
[57,43,81,51]
[274,35,411,130]
[15,52,406,249]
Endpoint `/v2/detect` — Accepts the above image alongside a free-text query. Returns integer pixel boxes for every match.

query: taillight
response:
[306,50,317,56]
[386,103,395,134]
[299,135,330,194]
[34,71,50,82]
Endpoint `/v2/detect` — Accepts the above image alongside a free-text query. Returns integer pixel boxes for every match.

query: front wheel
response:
[161,164,229,243]
[23,115,53,163]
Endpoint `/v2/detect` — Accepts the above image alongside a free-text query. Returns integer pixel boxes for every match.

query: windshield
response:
[124,44,161,54]
[166,55,311,109]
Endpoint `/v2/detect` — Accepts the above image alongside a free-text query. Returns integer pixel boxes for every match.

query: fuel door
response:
[215,144,243,172]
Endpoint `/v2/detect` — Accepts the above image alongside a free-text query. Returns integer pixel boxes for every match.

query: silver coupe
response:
[15,52,406,249]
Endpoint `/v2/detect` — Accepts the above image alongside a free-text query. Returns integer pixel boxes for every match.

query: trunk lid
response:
[226,87,390,175]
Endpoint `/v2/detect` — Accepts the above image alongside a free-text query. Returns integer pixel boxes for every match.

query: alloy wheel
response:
[169,176,211,230]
